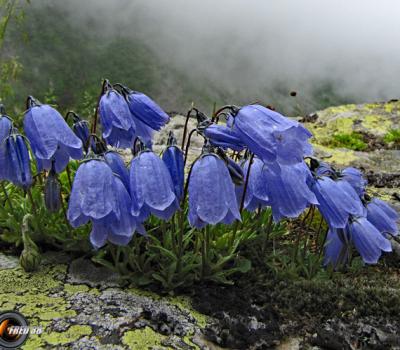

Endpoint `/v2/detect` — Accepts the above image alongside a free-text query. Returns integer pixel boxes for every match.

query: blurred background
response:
[1,0,400,117]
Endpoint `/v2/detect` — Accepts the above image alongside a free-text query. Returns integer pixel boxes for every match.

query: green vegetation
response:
[330,132,368,151]
[383,128,400,146]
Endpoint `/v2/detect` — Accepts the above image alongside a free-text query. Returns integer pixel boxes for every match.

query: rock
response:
[305,100,400,213]
[0,252,19,269]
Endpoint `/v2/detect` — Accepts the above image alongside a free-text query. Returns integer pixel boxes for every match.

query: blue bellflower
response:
[126,91,170,131]
[188,153,241,228]
[232,105,312,164]
[0,112,12,144]
[130,151,179,221]
[23,98,83,173]
[0,130,32,188]
[162,145,185,200]
[311,176,365,229]
[67,159,119,227]
[325,217,392,265]
[104,151,130,190]
[99,88,136,148]
[366,198,398,237]
[90,177,144,249]
[341,167,367,196]
[204,124,245,152]
[265,161,318,222]
[237,157,270,212]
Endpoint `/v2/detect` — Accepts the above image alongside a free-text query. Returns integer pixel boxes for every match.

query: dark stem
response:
[181,108,196,150]
[262,213,274,254]
[183,129,197,167]
[91,79,109,134]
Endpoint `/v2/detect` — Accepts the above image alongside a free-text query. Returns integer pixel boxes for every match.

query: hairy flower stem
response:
[26,188,37,215]
[228,153,255,250]
[201,226,210,279]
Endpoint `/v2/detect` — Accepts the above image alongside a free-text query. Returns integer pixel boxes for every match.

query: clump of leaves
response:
[383,128,400,147]
[330,132,367,151]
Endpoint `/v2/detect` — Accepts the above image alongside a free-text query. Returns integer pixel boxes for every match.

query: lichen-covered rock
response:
[0,253,209,349]
[304,100,400,213]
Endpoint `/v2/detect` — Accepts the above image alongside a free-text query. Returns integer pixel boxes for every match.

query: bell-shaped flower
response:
[325,217,392,266]
[311,176,365,229]
[126,90,169,131]
[323,228,351,268]
[314,161,335,177]
[232,104,312,164]
[44,162,61,212]
[204,124,245,152]
[162,136,184,200]
[366,198,398,237]
[188,153,241,228]
[0,129,32,188]
[0,108,12,144]
[23,97,83,173]
[99,86,136,148]
[237,157,270,212]
[133,116,154,148]
[341,167,367,197]
[225,156,244,186]
[90,177,145,249]
[104,151,130,191]
[130,150,179,221]
[265,161,318,221]
[67,159,118,227]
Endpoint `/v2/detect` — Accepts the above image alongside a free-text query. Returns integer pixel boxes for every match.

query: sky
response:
[32,0,400,111]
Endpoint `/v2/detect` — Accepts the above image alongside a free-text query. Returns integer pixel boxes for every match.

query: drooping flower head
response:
[44,161,61,213]
[340,167,367,197]
[104,151,130,191]
[188,147,241,228]
[310,175,365,229]
[265,161,318,222]
[203,123,245,152]
[0,128,33,188]
[162,132,185,200]
[0,104,12,144]
[130,148,179,221]
[124,86,169,131]
[324,216,392,266]
[99,81,136,148]
[237,157,270,212]
[23,96,83,173]
[90,177,144,249]
[366,197,398,237]
[67,158,119,226]
[65,111,91,152]
[230,104,312,165]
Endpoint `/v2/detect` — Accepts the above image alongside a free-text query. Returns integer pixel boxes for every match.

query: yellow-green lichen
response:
[326,117,356,134]
[323,104,356,115]
[314,145,357,166]
[167,296,208,328]
[362,115,393,134]
[0,266,63,294]
[41,325,92,346]
[122,327,167,349]
[63,283,90,294]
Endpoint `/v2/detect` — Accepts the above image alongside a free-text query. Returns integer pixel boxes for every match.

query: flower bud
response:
[19,215,41,272]
[44,165,61,212]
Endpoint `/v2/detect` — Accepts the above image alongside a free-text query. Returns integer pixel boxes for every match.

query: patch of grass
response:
[383,128,400,145]
[330,132,368,151]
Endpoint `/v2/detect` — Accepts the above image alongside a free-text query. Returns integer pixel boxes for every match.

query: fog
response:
[32,0,400,113]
